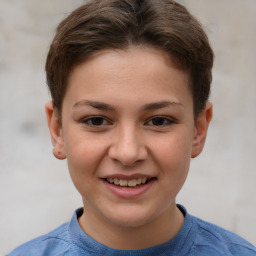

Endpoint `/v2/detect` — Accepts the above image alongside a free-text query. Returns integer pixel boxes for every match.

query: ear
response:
[45,101,66,160]
[191,102,213,158]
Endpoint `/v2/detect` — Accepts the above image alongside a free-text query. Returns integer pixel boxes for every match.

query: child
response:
[8,0,256,255]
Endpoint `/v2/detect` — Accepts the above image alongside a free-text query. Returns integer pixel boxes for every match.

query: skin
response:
[46,46,212,250]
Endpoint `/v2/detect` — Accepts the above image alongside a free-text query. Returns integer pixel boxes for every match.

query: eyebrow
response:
[73,100,183,111]
[73,100,115,111]
[142,101,183,111]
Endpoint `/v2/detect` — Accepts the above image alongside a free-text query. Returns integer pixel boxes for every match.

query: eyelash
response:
[81,116,175,127]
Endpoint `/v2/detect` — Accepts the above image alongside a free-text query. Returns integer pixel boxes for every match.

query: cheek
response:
[65,141,103,197]
[65,131,104,161]
[64,135,107,180]
[153,133,192,179]
[157,146,191,202]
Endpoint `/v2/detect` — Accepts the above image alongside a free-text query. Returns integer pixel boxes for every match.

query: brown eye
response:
[146,116,174,126]
[90,117,105,126]
[152,117,165,126]
[82,116,111,126]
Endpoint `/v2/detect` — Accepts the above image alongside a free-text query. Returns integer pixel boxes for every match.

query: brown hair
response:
[45,0,214,118]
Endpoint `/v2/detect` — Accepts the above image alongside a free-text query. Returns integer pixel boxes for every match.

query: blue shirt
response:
[7,205,256,256]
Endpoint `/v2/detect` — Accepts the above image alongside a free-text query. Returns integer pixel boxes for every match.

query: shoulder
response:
[190,215,256,255]
[6,222,71,256]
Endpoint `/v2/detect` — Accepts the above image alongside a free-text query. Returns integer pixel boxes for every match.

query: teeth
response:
[141,177,147,184]
[136,178,142,185]
[127,179,137,187]
[119,179,128,186]
[106,177,149,187]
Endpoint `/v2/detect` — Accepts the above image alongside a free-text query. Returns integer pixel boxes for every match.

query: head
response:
[45,0,214,247]
[45,0,214,120]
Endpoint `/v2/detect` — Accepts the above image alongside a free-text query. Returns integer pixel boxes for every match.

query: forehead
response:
[63,46,192,110]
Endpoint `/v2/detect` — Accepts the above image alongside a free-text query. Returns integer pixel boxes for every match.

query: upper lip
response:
[101,174,156,180]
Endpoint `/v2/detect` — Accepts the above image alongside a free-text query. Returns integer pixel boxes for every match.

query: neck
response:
[78,202,184,250]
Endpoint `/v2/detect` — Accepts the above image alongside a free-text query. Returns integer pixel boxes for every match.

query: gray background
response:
[0,0,255,254]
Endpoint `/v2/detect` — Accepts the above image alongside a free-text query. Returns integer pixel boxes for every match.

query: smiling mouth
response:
[104,177,156,187]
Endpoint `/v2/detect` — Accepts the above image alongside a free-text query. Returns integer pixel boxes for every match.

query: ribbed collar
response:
[68,204,194,256]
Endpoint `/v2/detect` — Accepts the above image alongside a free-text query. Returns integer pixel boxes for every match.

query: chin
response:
[105,206,157,228]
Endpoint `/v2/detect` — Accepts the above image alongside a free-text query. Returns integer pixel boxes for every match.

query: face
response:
[46,46,212,230]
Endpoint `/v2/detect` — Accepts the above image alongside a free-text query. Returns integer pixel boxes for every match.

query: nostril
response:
[108,134,148,168]
[108,142,148,167]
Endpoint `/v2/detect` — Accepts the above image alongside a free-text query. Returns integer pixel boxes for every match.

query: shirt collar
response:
[68,204,193,255]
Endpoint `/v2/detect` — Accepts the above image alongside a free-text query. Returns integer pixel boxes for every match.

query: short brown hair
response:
[45,0,214,118]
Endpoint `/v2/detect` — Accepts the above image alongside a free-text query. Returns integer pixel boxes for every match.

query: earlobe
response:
[191,102,213,158]
[45,101,66,160]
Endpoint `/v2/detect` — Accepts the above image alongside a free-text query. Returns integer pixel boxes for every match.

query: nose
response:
[108,124,148,167]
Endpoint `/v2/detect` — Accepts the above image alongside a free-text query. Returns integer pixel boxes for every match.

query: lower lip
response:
[102,179,156,199]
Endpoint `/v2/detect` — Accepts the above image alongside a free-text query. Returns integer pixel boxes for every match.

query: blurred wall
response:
[0,0,255,253]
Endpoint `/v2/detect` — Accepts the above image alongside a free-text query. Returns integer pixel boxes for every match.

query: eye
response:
[146,116,174,127]
[82,116,111,126]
